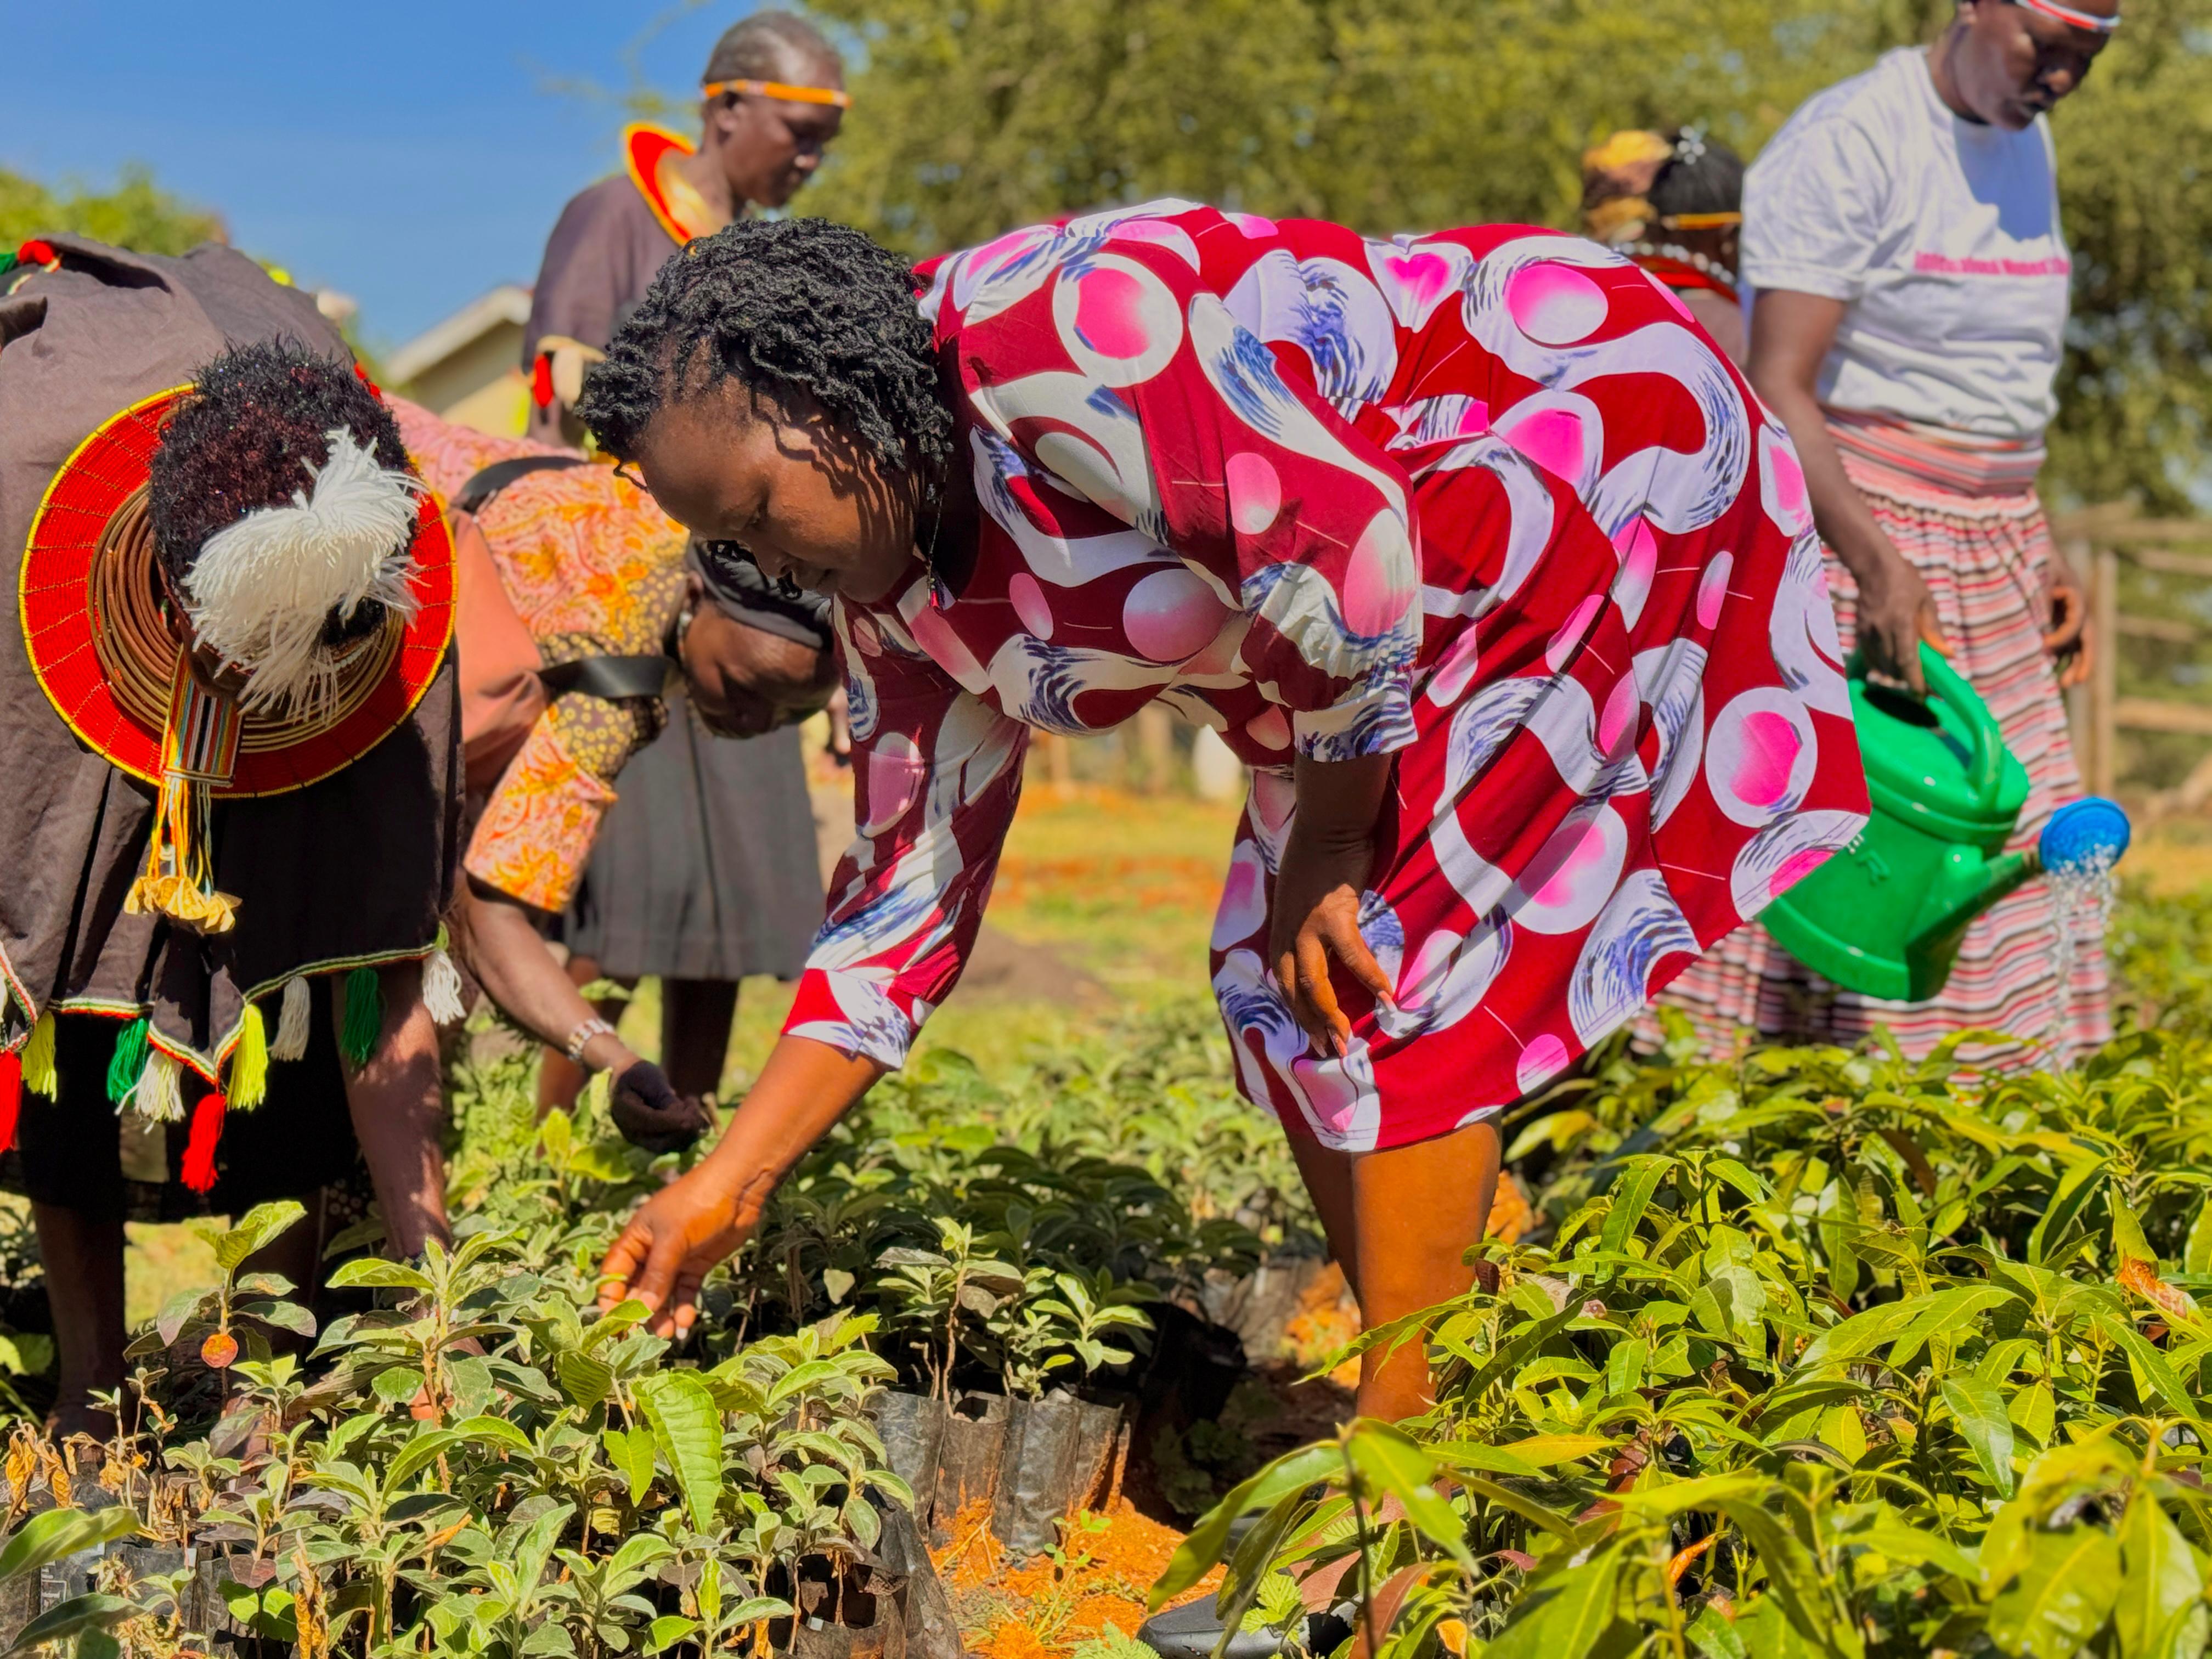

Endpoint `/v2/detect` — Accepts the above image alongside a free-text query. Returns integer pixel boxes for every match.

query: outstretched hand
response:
[1269,829,1395,1059]
[592,1035,891,1338]
[596,1163,766,1338]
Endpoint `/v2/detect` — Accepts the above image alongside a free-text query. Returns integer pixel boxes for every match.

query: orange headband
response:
[1663,211,1743,230]
[702,78,853,109]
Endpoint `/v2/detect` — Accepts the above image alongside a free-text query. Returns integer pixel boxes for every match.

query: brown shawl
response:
[0,236,462,1072]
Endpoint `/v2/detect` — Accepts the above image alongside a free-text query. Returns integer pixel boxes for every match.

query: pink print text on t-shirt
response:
[1912,252,2073,278]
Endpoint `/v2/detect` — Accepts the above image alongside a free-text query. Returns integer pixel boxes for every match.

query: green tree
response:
[785,0,2205,510]
[0,163,224,258]
[2042,0,2212,512]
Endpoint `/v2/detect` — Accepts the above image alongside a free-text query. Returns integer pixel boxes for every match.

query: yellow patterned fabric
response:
[463,719,619,912]
[391,398,689,908]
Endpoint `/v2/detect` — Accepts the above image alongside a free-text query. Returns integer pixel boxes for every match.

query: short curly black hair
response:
[148,337,411,642]
[575,218,955,492]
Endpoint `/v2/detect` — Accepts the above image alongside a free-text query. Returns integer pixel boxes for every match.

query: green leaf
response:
[0,1507,140,1584]
[1689,1601,1750,1659]
[1483,1534,1634,1659]
[2096,1313,2207,1426]
[1152,1440,1343,1607]
[327,1258,435,1295]
[3,1592,138,1654]
[2186,1202,2212,1279]
[635,1370,725,1533]
[603,1426,657,1507]
[1796,1286,2016,1371]
[371,1366,426,1408]
[2115,1493,2203,1659]
[1491,1434,1616,1468]
[155,1286,208,1348]
[387,1429,460,1489]
[242,1299,317,1338]
[1846,1511,1976,1583]
[765,1358,846,1410]
[213,1199,306,1272]
[646,1615,699,1654]
[1599,1156,1671,1257]
[1342,1421,1472,1570]
[2113,1197,2157,1271]
[724,1596,794,1623]
[450,1414,534,1459]
[1988,1526,2121,1659]
[555,1351,616,1410]
[1940,1376,2017,1497]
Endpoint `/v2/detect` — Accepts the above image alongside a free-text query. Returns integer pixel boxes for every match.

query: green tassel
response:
[340,966,383,1070]
[229,1003,270,1109]
[106,1018,150,1107]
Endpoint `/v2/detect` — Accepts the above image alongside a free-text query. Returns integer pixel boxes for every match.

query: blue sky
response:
[7,1,755,352]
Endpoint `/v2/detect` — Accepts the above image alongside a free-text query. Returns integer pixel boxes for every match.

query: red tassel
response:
[352,359,382,399]
[16,240,55,268]
[531,352,555,409]
[0,1050,19,1158]
[182,1090,227,1194]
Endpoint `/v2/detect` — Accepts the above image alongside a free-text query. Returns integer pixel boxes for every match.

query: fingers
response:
[2042,588,2087,651]
[631,1228,694,1335]
[596,1222,650,1313]
[668,1266,708,1341]
[1276,946,1323,1054]
[1918,604,1953,657]
[2061,625,2094,690]
[1296,929,1350,1059]
[1331,918,1397,1009]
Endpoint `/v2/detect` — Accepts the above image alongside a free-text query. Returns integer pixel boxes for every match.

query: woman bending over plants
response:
[585,208,1869,1428]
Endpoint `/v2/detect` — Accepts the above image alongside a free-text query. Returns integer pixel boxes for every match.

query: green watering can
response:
[1761,642,2131,1001]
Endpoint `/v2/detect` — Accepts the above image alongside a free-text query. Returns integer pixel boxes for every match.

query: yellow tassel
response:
[229,1003,269,1109]
[20,1013,56,1101]
[125,771,239,936]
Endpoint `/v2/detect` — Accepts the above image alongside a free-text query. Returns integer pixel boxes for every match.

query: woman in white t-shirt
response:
[1656,0,2120,1066]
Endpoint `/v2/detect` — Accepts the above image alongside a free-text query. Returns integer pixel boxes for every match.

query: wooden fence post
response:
[2092,546,2119,798]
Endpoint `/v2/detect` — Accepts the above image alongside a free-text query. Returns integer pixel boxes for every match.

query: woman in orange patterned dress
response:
[391,400,837,1149]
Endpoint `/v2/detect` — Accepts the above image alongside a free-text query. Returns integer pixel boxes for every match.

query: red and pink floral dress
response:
[781,201,1869,1153]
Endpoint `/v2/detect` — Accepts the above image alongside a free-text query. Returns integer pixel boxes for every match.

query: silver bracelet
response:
[563,1017,617,1067]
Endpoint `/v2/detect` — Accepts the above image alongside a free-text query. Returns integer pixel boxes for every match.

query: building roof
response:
[385,284,533,388]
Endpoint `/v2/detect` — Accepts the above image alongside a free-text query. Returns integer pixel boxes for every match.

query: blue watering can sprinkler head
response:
[2038,796,2131,876]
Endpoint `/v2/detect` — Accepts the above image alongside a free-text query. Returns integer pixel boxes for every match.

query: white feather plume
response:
[183,427,423,719]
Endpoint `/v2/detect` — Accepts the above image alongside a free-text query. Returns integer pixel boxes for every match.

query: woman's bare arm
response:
[448,876,644,1076]
[1747,289,1946,693]
[595,1034,885,1334]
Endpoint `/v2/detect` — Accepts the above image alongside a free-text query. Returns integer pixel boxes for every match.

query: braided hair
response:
[576,218,955,496]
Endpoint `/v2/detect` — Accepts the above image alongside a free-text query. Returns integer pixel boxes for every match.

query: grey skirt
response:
[560,691,823,981]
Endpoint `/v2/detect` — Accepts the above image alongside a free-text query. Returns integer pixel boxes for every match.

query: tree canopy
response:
[0,165,223,259]
[793,0,2211,510]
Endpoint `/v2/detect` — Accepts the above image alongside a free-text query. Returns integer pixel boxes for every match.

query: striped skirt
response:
[1646,410,2111,1068]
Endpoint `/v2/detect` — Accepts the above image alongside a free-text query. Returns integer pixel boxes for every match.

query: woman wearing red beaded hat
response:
[1,234,460,1432]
